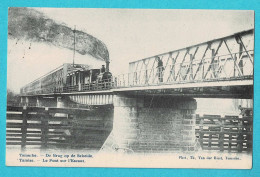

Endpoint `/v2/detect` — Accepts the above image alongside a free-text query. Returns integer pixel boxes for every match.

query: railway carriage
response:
[20,63,113,95]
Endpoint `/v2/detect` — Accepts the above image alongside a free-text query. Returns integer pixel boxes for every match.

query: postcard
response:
[6,7,254,168]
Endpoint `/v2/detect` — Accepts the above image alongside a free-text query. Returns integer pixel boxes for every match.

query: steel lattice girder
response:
[126,29,254,86]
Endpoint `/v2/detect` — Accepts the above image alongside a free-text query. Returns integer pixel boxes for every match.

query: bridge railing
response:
[63,85,79,92]
[62,78,115,93]
[113,50,253,88]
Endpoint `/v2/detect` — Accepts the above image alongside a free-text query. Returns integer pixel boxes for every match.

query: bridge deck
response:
[20,29,254,98]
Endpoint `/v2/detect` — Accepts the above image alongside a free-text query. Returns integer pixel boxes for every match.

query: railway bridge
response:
[18,29,254,153]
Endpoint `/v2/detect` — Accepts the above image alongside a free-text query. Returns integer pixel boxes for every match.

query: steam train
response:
[20,63,113,95]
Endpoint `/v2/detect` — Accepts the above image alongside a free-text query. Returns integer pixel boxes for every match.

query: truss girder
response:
[118,29,254,88]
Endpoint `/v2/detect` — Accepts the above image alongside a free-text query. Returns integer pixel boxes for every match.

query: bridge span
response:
[17,29,254,154]
[20,29,253,104]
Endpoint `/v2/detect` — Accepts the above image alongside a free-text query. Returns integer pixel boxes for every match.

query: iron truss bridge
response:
[67,29,253,97]
[24,29,254,98]
[115,29,253,88]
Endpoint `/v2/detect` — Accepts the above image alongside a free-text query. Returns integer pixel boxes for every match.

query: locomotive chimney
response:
[106,61,110,72]
[101,65,105,73]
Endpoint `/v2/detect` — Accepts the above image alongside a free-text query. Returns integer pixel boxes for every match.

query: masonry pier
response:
[102,94,197,153]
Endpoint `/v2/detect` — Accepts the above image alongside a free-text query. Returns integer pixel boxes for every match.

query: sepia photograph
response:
[6,7,254,168]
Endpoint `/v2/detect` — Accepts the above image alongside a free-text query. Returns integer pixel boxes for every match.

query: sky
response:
[7,8,254,93]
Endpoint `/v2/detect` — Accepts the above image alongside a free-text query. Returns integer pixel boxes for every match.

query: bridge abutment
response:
[102,94,197,153]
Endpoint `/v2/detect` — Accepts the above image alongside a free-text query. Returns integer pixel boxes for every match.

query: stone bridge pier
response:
[102,94,197,153]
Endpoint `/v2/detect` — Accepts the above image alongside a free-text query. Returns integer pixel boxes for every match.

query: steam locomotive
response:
[20,63,113,95]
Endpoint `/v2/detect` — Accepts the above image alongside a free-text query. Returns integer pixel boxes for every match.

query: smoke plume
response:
[8,7,109,61]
